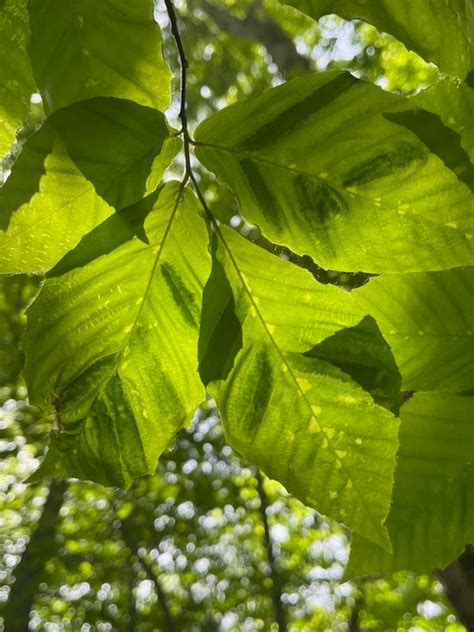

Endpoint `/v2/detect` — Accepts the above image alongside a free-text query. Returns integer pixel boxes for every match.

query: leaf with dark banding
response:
[195,71,473,273]
[207,226,399,549]
[24,183,211,487]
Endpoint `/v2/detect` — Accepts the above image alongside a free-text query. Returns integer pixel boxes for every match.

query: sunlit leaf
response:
[205,227,399,549]
[305,315,402,413]
[0,101,179,275]
[51,97,180,210]
[0,0,36,155]
[0,121,112,274]
[25,183,210,487]
[346,393,474,575]
[28,0,171,113]
[195,71,473,273]
[284,0,474,78]
[352,267,474,392]
[47,188,164,278]
[413,77,474,163]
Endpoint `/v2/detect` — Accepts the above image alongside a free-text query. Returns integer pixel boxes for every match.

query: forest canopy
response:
[0,0,473,629]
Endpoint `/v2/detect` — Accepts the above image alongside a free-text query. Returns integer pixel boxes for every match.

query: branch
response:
[164,0,220,226]
[436,546,474,631]
[119,512,178,632]
[256,469,288,632]
[2,479,67,632]
[164,0,192,182]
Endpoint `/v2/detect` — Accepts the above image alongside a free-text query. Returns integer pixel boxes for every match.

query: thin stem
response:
[164,0,218,224]
[164,0,192,182]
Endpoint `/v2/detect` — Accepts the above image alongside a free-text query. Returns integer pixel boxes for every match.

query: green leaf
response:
[0,121,113,274]
[51,97,179,210]
[305,315,402,413]
[207,226,399,549]
[0,277,26,386]
[24,183,211,487]
[346,392,474,575]
[284,0,474,78]
[384,108,474,192]
[0,101,178,275]
[47,188,163,279]
[0,0,37,155]
[352,267,474,392]
[195,71,473,273]
[412,77,474,163]
[28,0,171,113]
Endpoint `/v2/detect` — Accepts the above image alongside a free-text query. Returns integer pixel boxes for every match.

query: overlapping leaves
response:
[195,71,473,273]
[25,183,210,487]
[346,393,474,575]
[284,0,474,79]
[0,98,179,274]
[1,0,473,576]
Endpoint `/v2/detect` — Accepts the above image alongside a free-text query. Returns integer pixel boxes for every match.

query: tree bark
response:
[256,469,287,632]
[2,479,67,632]
[436,545,474,631]
[119,513,177,632]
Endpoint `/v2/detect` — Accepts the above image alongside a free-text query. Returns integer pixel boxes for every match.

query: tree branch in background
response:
[1,479,67,632]
[256,469,287,632]
[348,591,364,632]
[436,545,474,631]
[119,512,178,632]
[201,0,310,76]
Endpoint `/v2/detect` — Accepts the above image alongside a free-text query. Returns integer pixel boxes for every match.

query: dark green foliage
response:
[0,1,473,628]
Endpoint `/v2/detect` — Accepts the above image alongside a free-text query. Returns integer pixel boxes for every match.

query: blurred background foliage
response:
[0,0,470,630]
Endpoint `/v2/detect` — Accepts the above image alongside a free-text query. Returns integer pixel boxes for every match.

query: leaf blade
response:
[195,71,473,273]
[28,0,171,113]
[346,392,474,575]
[284,0,474,78]
[207,227,399,548]
[24,183,211,487]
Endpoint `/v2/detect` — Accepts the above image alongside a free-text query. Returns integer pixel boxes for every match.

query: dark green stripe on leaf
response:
[237,73,355,151]
[160,262,198,328]
[294,174,346,225]
[248,348,274,439]
[384,109,474,191]
[241,159,284,231]
[342,141,427,188]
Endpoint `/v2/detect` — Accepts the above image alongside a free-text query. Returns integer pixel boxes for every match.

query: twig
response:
[164,0,218,225]
[164,0,192,183]
[256,469,287,632]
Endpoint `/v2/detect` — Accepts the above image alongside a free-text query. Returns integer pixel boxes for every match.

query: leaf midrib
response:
[215,224,393,549]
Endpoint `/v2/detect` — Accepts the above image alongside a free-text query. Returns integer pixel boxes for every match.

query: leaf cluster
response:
[0,0,472,580]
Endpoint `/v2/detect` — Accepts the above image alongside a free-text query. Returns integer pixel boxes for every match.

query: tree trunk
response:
[119,512,177,632]
[437,545,474,631]
[256,469,287,632]
[2,479,67,632]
